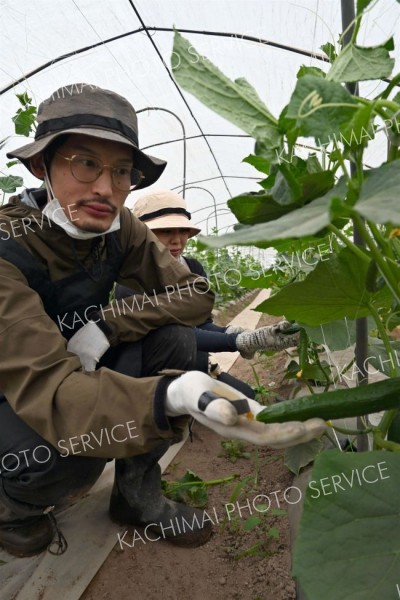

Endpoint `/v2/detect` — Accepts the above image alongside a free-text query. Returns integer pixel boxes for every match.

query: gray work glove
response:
[165,372,326,449]
[225,325,246,335]
[67,320,110,371]
[235,320,299,359]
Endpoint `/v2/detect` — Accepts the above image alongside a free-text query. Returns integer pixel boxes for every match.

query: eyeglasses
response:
[56,153,144,191]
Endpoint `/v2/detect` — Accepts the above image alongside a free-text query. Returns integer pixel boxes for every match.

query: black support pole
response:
[341,0,369,452]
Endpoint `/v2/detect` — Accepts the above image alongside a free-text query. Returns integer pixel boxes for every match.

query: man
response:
[0,84,325,557]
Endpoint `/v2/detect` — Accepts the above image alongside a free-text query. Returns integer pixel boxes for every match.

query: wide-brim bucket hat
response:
[6,83,166,189]
[132,189,201,237]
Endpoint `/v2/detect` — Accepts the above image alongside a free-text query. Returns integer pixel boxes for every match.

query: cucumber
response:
[365,259,379,292]
[298,328,308,369]
[256,377,400,423]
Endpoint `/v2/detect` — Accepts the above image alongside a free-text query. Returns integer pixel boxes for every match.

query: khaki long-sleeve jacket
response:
[0,191,214,458]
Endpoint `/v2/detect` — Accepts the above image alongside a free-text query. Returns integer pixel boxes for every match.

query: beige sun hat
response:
[132,189,201,237]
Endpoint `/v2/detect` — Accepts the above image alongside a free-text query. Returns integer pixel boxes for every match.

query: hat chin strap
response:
[42,169,120,240]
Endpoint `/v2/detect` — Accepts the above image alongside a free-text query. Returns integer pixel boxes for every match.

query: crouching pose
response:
[0,84,325,558]
[115,189,299,398]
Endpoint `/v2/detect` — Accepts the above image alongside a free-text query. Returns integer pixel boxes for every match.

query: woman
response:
[115,190,299,398]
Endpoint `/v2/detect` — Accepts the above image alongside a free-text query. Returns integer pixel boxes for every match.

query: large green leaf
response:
[0,175,24,193]
[198,178,347,248]
[303,318,357,351]
[340,104,376,149]
[293,450,400,600]
[227,192,296,225]
[286,75,358,143]
[242,154,270,175]
[284,439,324,476]
[355,160,400,225]
[16,91,33,106]
[256,249,389,325]
[297,65,326,79]
[270,169,301,205]
[171,31,281,153]
[327,41,395,83]
[11,106,37,136]
[240,270,276,289]
[269,166,334,207]
[300,171,335,203]
[321,42,337,63]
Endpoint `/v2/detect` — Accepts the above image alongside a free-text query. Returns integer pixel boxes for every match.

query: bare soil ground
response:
[81,302,297,600]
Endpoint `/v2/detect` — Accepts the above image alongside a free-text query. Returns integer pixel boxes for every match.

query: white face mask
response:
[42,170,121,240]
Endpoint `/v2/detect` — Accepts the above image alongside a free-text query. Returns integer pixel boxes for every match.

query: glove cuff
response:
[235,332,256,359]
[154,375,180,430]
[86,310,117,345]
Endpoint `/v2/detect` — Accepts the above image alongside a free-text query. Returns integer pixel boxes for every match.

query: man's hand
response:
[67,321,110,371]
[235,320,300,359]
[225,325,246,335]
[165,372,326,449]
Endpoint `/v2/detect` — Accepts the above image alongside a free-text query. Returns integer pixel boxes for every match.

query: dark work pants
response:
[0,325,197,510]
[196,351,256,400]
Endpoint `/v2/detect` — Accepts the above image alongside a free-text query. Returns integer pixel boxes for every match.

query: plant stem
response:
[377,408,399,440]
[310,343,332,390]
[376,72,400,100]
[368,222,396,262]
[332,143,351,179]
[330,357,356,387]
[375,98,400,113]
[351,213,400,303]
[373,429,400,452]
[299,378,316,395]
[367,303,399,378]
[253,447,259,487]
[165,474,239,490]
[327,421,373,436]
[388,143,400,163]
[350,13,361,44]
[328,224,370,262]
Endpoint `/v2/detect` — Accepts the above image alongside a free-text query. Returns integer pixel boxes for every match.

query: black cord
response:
[71,238,104,282]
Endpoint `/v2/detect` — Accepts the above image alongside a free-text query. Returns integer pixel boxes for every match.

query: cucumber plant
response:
[186,234,264,306]
[171,2,400,597]
[0,92,37,203]
[170,15,400,441]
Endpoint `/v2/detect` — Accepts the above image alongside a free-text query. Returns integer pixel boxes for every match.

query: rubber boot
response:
[0,483,54,557]
[109,443,212,547]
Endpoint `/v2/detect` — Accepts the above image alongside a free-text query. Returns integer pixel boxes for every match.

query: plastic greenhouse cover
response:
[1,0,399,250]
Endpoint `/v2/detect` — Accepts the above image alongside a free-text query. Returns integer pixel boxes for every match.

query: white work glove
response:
[165,372,325,449]
[235,320,300,359]
[67,321,110,371]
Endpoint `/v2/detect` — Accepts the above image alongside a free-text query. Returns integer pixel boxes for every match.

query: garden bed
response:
[81,314,297,600]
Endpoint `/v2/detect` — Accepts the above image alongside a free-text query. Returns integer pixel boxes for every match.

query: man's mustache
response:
[74,199,117,214]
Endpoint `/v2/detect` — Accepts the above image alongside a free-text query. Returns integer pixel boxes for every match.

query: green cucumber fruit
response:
[298,328,308,369]
[365,259,379,292]
[256,377,400,423]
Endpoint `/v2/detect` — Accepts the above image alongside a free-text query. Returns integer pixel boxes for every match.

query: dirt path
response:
[81,310,297,600]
